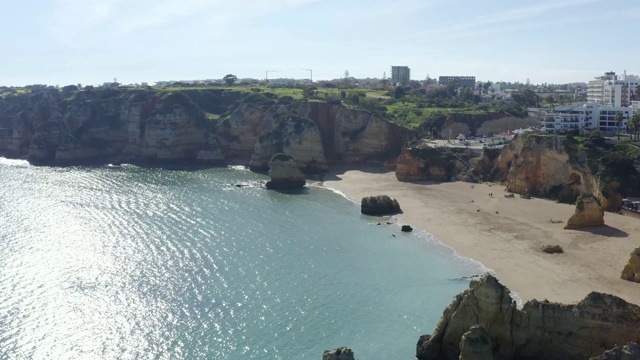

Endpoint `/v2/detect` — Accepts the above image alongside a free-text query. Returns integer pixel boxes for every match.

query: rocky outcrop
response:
[488,133,623,210]
[265,153,306,190]
[564,194,605,229]
[621,247,640,283]
[541,244,564,254]
[395,145,458,182]
[322,347,355,360]
[401,225,413,232]
[591,342,640,360]
[458,325,493,360]
[416,274,640,360]
[361,195,402,215]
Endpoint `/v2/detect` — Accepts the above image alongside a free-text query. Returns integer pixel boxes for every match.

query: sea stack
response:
[265,153,306,190]
[361,195,402,215]
[564,194,604,229]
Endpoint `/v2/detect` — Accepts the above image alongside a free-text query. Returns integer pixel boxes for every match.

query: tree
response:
[223,74,238,86]
[394,86,406,99]
[544,95,555,106]
[629,113,640,140]
[483,81,492,93]
[615,112,624,140]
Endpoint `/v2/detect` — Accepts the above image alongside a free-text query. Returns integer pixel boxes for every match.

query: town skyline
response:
[2,0,640,86]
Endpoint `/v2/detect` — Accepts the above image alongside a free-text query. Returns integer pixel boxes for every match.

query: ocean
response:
[0,158,483,359]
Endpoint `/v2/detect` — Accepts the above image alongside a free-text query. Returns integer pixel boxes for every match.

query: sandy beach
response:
[324,167,640,305]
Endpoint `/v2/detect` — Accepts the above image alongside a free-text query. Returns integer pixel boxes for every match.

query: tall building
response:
[587,71,640,107]
[542,103,631,133]
[438,76,476,87]
[391,66,410,85]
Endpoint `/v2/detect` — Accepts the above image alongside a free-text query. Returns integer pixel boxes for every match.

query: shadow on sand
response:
[571,225,629,238]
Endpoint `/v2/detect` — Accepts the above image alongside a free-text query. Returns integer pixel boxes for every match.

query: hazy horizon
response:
[2,0,639,87]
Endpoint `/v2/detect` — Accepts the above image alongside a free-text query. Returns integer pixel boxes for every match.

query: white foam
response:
[312,184,358,204]
[0,157,29,167]
[228,165,249,172]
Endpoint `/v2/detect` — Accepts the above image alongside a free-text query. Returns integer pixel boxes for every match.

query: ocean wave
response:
[0,157,29,167]
[312,183,358,204]
[228,165,249,172]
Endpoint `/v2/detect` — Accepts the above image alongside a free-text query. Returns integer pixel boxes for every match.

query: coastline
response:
[323,166,640,305]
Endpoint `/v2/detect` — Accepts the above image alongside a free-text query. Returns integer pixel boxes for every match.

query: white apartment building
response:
[587,71,640,107]
[543,103,631,133]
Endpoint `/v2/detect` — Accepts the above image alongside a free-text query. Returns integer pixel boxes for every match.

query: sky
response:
[1,0,639,86]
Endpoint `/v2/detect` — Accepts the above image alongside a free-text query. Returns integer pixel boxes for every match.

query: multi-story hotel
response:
[587,71,640,107]
[542,103,631,133]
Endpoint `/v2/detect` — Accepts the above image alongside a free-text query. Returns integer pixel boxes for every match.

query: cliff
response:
[417,274,640,360]
[494,134,637,210]
[0,89,407,170]
[246,97,407,173]
[395,144,479,182]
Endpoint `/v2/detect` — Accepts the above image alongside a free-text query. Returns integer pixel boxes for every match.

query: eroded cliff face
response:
[1,90,407,170]
[395,144,479,182]
[249,100,328,172]
[246,99,407,173]
[17,92,210,165]
[468,134,624,210]
[417,274,640,360]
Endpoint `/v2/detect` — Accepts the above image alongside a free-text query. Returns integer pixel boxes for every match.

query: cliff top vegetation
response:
[1,83,529,132]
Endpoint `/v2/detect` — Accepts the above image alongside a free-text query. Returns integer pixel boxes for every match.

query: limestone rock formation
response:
[265,153,306,190]
[458,325,493,360]
[541,244,564,254]
[564,194,605,229]
[322,347,355,360]
[592,342,640,360]
[249,100,328,173]
[218,94,273,158]
[361,195,402,215]
[196,136,225,165]
[621,247,640,283]
[416,274,640,360]
[16,91,211,165]
[492,133,623,210]
[328,105,405,163]
[395,145,456,182]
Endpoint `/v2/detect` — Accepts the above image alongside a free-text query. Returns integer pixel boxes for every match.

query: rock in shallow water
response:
[401,225,413,232]
[360,195,402,215]
[322,347,355,360]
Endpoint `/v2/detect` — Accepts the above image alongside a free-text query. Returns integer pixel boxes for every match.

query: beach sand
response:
[324,167,640,305]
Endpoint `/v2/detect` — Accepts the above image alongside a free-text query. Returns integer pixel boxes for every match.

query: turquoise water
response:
[0,158,482,359]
